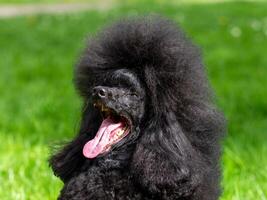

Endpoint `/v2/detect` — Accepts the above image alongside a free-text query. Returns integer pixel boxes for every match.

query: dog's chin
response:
[83,100,133,159]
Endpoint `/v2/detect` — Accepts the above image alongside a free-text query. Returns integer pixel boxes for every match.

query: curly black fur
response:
[50,16,225,200]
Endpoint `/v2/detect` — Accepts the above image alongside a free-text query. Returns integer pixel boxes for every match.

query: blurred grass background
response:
[0,0,266,199]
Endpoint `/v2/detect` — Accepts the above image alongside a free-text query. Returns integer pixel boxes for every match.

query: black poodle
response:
[50,16,225,200]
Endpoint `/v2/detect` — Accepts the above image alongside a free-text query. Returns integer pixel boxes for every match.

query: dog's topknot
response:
[76,16,210,112]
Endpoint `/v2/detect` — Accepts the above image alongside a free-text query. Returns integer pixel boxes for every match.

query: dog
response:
[50,16,225,200]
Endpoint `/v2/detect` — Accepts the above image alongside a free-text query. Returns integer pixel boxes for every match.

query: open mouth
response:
[83,101,131,159]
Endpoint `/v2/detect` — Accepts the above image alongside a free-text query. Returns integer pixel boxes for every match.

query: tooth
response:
[119,130,124,136]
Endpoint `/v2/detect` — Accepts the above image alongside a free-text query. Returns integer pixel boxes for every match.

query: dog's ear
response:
[131,110,209,197]
[49,134,88,182]
[49,103,101,182]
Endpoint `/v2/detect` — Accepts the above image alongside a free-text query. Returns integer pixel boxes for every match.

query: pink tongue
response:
[83,118,123,159]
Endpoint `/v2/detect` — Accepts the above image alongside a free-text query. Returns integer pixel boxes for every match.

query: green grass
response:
[0,0,264,5]
[0,1,267,200]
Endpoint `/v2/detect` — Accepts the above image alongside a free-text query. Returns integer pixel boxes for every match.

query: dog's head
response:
[74,16,210,159]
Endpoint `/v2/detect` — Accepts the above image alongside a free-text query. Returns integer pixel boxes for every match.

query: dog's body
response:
[50,16,225,200]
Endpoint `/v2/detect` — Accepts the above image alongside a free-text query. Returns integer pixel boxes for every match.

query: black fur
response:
[50,16,225,200]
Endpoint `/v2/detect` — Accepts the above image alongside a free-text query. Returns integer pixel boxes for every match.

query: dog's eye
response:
[129,89,139,97]
[130,93,138,97]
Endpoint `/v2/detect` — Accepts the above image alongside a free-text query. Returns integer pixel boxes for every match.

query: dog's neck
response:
[95,145,135,170]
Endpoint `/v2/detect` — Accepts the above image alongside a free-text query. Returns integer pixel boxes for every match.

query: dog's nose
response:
[92,86,108,99]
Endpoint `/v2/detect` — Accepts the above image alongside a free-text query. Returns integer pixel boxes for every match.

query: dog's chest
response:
[60,168,150,200]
